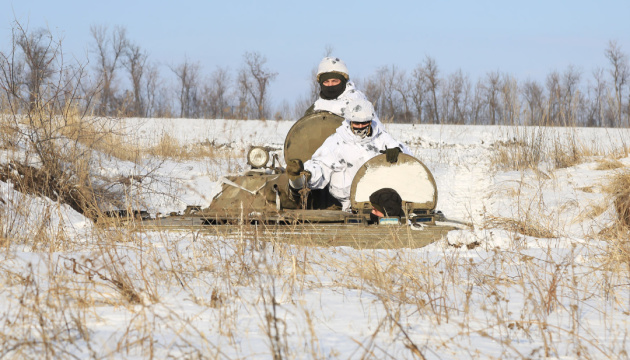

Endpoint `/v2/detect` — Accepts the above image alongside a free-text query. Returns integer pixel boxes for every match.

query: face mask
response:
[320,80,346,100]
[351,122,372,138]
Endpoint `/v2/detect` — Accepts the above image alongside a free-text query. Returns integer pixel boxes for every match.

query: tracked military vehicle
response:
[141,112,465,249]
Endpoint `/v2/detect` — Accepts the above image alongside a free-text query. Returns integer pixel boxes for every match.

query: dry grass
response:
[601,169,630,232]
[1,196,629,358]
[491,126,603,171]
[144,132,239,160]
[611,173,630,228]
[595,159,625,171]
[484,215,557,238]
[551,138,588,169]
[1,102,630,358]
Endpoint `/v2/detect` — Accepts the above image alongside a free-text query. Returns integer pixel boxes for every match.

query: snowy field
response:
[1,117,630,359]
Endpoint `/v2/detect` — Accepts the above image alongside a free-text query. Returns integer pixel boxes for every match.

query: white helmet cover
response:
[316,57,349,82]
[342,98,375,123]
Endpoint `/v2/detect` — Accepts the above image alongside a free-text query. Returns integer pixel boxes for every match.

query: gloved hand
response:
[380,146,401,163]
[286,159,311,190]
[286,159,304,179]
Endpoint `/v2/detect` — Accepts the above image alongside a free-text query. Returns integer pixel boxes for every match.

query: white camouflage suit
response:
[304,104,411,211]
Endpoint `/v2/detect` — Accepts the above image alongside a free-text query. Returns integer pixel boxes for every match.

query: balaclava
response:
[319,72,347,100]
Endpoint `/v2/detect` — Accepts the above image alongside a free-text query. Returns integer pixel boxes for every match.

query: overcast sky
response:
[3,0,629,108]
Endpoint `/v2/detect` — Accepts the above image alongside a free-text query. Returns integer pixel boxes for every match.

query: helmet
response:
[342,98,375,123]
[316,57,349,82]
[342,98,375,138]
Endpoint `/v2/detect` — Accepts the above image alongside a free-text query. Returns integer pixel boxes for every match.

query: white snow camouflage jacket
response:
[304,119,411,211]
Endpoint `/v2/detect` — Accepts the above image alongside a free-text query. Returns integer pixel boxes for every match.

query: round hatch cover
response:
[284,112,344,163]
[350,154,437,211]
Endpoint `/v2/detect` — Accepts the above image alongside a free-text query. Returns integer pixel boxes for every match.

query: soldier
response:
[287,98,410,211]
[369,188,404,223]
[305,57,384,131]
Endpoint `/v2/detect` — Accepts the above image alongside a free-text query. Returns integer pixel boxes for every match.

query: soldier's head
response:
[317,57,349,99]
[343,98,375,139]
[369,188,404,223]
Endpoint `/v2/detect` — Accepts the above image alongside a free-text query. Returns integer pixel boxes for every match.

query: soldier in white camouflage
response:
[305,57,383,132]
[288,98,410,211]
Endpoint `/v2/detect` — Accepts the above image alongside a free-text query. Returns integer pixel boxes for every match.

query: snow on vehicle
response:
[141,112,463,248]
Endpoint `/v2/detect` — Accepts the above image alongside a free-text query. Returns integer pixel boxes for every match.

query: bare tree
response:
[0,25,25,111]
[500,74,520,125]
[560,65,582,125]
[482,71,501,125]
[370,66,391,120]
[207,66,232,118]
[238,51,278,119]
[470,80,485,125]
[274,99,292,120]
[143,62,165,117]
[90,25,127,116]
[16,26,58,110]
[605,41,629,127]
[422,56,440,123]
[545,71,562,125]
[0,20,109,218]
[372,65,412,123]
[362,75,383,115]
[170,58,201,118]
[443,69,470,124]
[122,41,148,117]
[234,72,249,120]
[410,63,429,123]
[585,68,606,127]
[522,79,545,125]
[392,68,413,123]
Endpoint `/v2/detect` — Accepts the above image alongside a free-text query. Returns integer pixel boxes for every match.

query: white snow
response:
[1,118,629,359]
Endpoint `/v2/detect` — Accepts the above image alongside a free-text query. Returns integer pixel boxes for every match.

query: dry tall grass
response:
[1,98,630,357]
[491,125,606,171]
[2,175,630,359]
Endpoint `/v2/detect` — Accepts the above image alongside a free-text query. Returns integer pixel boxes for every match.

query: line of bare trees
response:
[1,20,628,126]
[363,43,629,127]
[0,22,280,120]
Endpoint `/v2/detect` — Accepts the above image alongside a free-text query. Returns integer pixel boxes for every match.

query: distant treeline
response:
[1,21,628,127]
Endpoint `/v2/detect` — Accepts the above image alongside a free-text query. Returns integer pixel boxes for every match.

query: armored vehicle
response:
[142,112,464,249]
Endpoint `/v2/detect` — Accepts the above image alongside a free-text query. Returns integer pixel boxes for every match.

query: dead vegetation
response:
[484,215,557,239]
[611,171,630,228]
[0,118,629,357]
[597,169,630,246]
[596,158,625,170]
[491,126,602,171]
[145,132,240,160]
[0,19,629,359]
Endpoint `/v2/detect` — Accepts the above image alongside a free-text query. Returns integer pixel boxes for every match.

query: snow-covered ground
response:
[1,118,629,359]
